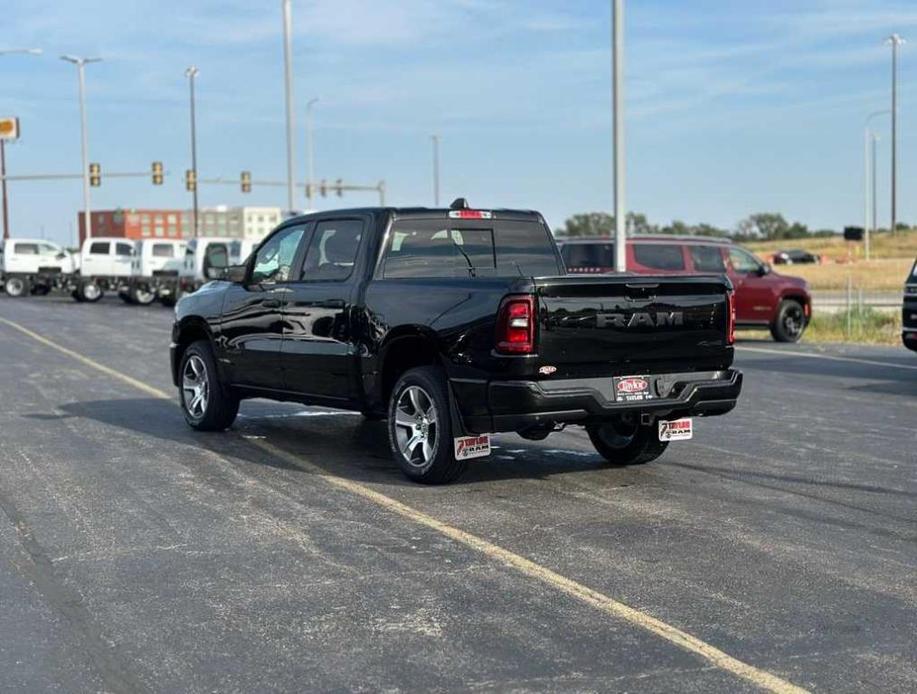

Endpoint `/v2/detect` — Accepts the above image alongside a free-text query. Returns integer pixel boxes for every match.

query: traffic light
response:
[89,162,101,187]
[335,178,343,197]
[320,179,327,197]
[151,161,164,185]
[185,169,197,192]
[241,170,252,193]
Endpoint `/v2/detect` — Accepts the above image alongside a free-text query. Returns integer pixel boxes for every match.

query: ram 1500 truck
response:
[171,200,742,484]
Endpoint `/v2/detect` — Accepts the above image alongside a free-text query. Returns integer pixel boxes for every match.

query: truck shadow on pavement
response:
[53,398,614,488]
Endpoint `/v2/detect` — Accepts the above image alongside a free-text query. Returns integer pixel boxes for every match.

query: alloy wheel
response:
[182,355,210,419]
[394,385,438,467]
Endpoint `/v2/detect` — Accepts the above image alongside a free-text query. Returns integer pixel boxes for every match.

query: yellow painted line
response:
[0,315,809,694]
[737,344,917,372]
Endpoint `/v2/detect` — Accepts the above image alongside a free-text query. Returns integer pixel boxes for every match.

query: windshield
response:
[560,242,615,269]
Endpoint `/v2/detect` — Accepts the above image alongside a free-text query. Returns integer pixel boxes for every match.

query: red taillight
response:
[496,295,535,354]
[726,290,736,345]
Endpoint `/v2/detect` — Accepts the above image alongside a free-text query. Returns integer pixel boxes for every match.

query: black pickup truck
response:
[171,200,742,483]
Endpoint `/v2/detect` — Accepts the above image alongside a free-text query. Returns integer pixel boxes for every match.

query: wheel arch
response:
[172,317,216,386]
[375,327,444,410]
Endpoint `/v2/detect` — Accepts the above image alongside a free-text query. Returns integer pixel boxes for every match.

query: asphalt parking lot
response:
[1,295,915,693]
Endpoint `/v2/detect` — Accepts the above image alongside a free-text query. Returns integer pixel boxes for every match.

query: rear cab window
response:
[632,243,686,271]
[381,217,561,279]
[152,244,174,258]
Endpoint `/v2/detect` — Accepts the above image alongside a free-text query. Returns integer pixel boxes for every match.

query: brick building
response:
[77,206,280,244]
[78,208,186,245]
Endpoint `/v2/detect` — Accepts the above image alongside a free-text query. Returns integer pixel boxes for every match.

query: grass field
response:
[745,229,917,260]
[744,231,916,290]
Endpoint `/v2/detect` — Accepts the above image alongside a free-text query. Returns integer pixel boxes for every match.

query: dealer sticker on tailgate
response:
[658,418,693,441]
[613,375,654,402]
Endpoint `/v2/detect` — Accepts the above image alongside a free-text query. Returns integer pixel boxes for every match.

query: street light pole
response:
[612,0,626,272]
[0,48,42,240]
[431,134,440,206]
[306,97,318,207]
[60,55,101,242]
[185,66,200,238]
[886,34,905,236]
[864,110,889,261]
[281,0,296,213]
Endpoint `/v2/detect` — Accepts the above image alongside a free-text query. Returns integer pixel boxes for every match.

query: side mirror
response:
[757,263,771,277]
[225,264,247,283]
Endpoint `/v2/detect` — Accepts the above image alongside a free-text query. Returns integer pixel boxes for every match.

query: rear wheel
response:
[586,420,668,466]
[387,367,467,484]
[179,340,239,431]
[119,290,135,305]
[79,280,103,303]
[4,277,30,298]
[771,299,805,343]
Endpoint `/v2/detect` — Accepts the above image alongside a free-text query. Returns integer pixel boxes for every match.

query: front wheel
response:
[387,367,467,484]
[179,340,239,431]
[771,299,806,343]
[4,277,30,298]
[586,420,668,466]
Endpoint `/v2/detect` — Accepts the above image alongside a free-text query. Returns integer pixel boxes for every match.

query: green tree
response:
[560,212,615,237]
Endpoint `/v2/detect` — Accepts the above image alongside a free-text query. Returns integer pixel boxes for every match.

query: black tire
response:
[586,420,668,466]
[130,285,156,306]
[179,340,239,431]
[4,276,30,298]
[71,289,85,302]
[771,299,806,343]
[119,290,136,305]
[79,280,103,303]
[387,366,467,484]
[31,284,51,296]
[159,295,176,308]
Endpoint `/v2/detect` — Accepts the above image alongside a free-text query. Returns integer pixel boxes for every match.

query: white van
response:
[0,238,78,297]
[120,239,187,305]
[72,237,137,302]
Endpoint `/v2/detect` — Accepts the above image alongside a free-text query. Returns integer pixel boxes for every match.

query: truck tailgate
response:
[536,275,732,375]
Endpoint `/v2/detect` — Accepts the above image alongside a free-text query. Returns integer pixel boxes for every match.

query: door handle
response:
[263,299,282,309]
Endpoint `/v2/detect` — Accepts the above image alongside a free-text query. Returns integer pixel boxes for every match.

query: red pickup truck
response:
[558,235,811,342]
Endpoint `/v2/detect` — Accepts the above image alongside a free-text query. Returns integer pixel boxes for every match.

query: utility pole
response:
[431,134,440,206]
[281,0,296,212]
[306,97,318,207]
[864,110,888,262]
[0,50,41,239]
[612,0,626,272]
[60,55,101,241]
[1,140,8,240]
[886,34,905,236]
[185,66,200,238]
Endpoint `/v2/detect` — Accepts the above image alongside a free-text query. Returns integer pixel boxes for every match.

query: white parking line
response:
[737,345,917,372]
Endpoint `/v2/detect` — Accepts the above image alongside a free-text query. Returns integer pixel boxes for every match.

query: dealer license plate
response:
[613,375,654,402]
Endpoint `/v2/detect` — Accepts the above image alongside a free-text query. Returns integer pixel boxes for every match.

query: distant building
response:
[78,205,282,244]
[196,205,282,241]
[78,208,185,245]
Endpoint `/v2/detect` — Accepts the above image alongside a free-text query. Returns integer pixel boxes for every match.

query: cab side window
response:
[116,242,134,256]
[690,245,726,273]
[301,220,363,281]
[89,241,109,255]
[728,248,762,274]
[633,243,685,271]
[251,226,306,284]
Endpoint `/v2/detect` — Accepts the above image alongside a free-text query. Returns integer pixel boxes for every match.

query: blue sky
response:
[5,0,917,246]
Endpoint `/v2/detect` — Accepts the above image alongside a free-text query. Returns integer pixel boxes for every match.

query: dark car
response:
[772,249,820,265]
[904,258,917,352]
[558,236,811,342]
[171,203,742,484]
